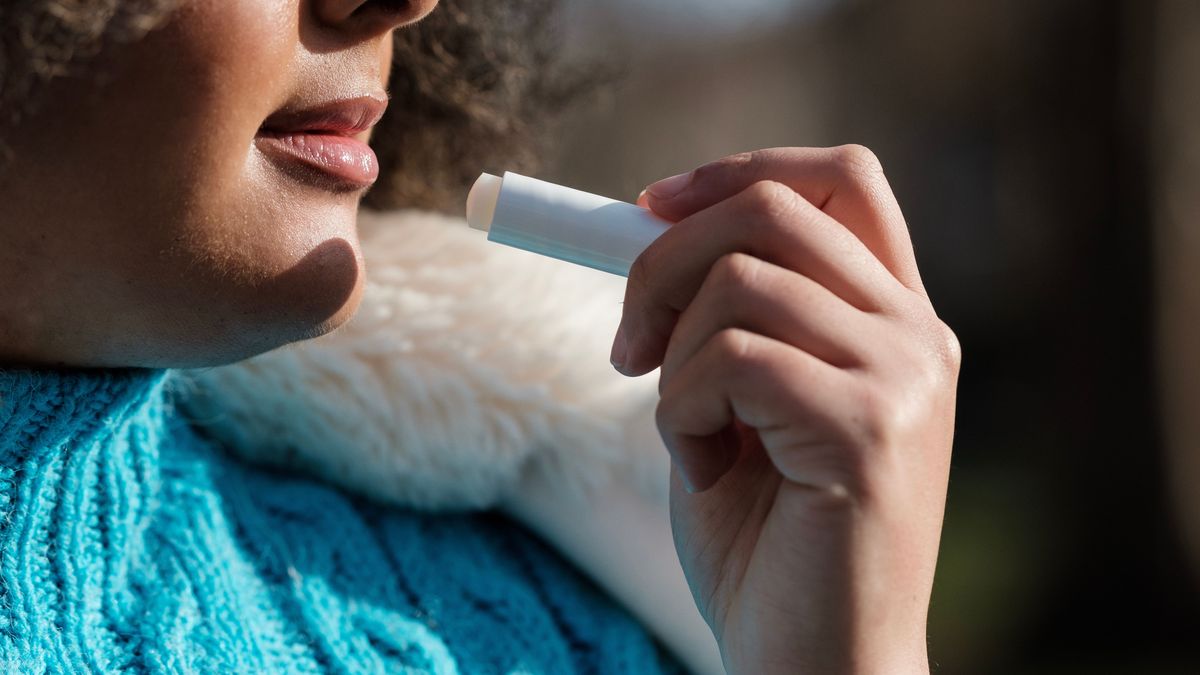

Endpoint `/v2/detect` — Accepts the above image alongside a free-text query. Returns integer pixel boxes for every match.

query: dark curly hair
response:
[0,0,593,213]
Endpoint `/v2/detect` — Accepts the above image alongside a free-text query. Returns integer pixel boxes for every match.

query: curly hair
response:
[0,0,593,213]
[0,0,177,118]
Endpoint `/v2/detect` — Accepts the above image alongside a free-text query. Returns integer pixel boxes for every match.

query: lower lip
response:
[255,132,379,191]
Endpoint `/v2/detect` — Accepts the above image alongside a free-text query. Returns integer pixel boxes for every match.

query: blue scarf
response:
[0,368,681,673]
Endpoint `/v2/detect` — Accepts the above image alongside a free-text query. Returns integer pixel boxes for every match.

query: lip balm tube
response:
[465,171,671,277]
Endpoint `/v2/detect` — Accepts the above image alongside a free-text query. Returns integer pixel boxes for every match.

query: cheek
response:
[162,5,366,297]
[147,0,295,207]
[130,2,364,332]
[5,0,367,364]
[98,0,308,261]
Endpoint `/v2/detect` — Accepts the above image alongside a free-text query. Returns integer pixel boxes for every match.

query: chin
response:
[134,233,366,369]
[224,234,366,362]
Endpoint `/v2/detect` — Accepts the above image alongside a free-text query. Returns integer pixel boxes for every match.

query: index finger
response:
[643,146,925,295]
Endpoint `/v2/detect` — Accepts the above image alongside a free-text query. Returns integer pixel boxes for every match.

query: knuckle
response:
[800,436,874,497]
[710,252,761,299]
[711,327,755,364]
[901,304,963,377]
[736,180,797,222]
[832,144,884,179]
[932,319,963,374]
[830,145,889,201]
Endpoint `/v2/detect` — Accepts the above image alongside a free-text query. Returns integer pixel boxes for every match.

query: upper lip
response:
[258,94,388,137]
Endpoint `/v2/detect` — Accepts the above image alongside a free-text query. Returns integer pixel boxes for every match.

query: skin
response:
[0,1,960,671]
[621,147,960,673]
[0,0,439,367]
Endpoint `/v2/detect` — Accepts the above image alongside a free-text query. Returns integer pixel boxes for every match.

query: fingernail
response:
[610,323,629,372]
[646,171,692,200]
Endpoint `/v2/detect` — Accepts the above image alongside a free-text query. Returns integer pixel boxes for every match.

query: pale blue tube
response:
[466,171,671,277]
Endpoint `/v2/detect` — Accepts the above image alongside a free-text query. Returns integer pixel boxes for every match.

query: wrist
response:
[723,640,929,675]
[718,590,931,675]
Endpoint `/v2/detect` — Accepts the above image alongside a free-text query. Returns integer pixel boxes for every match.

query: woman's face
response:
[0,0,438,368]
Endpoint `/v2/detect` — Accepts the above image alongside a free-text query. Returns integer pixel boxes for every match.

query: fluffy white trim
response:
[181,209,724,674]
[182,209,667,510]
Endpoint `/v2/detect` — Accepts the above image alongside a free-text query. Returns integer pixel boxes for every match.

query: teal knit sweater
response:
[0,368,683,674]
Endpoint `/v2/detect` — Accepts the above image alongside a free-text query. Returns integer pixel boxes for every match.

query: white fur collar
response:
[180,209,722,675]
[183,208,667,509]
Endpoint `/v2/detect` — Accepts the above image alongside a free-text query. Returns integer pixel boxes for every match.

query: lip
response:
[255,95,387,191]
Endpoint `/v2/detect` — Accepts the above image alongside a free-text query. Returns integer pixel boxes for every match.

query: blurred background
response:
[538,0,1200,672]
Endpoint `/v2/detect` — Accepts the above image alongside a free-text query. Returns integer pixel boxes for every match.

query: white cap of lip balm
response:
[466,171,671,277]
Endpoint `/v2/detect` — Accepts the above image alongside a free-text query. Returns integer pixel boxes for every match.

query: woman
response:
[0,0,960,673]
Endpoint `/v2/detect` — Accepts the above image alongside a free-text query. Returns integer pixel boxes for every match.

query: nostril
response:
[353,0,411,17]
[324,0,436,32]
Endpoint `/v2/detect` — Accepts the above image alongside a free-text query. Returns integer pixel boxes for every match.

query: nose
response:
[313,0,440,37]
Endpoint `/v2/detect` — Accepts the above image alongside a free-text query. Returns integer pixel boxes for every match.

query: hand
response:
[612,147,960,674]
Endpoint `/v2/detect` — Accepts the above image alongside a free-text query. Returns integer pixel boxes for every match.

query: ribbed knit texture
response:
[0,368,685,674]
